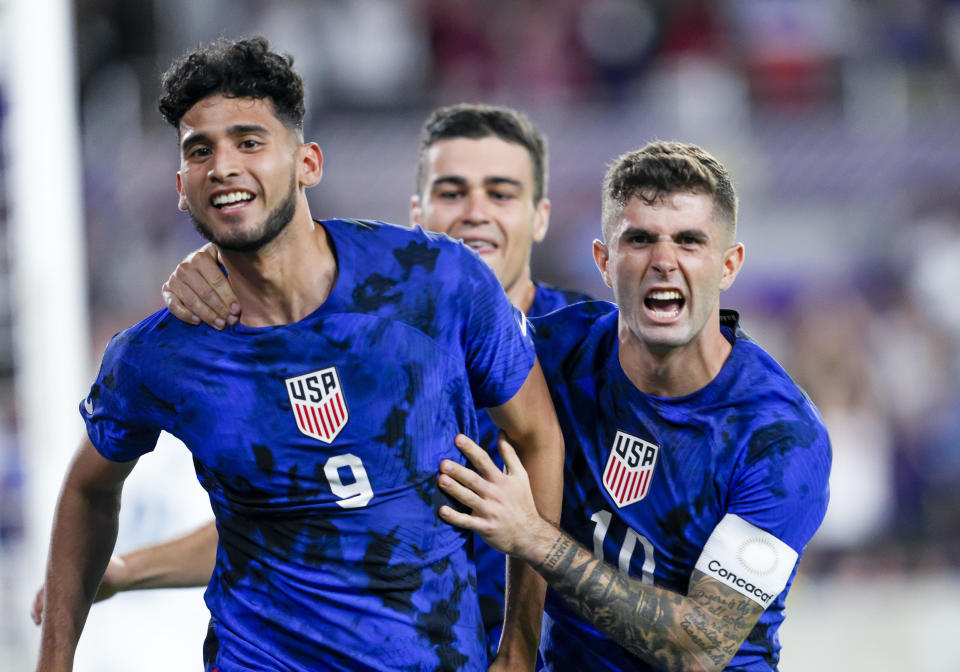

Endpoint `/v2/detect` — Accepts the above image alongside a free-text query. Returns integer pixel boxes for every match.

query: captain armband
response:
[694,514,798,608]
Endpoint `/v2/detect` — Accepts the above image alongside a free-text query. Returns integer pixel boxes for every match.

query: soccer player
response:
[33,104,591,663]
[411,104,593,658]
[35,38,563,672]
[436,141,832,671]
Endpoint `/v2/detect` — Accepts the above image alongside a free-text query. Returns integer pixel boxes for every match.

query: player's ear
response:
[593,239,612,288]
[410,194,423,228]
[531,198,550,243]
[297,142,323,187]
[719,242,744,291]
[176,172,188,212]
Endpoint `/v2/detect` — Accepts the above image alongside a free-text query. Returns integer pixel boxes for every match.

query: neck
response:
[505,268,537,314]
[218,208,337,327]
[617,317,731,398]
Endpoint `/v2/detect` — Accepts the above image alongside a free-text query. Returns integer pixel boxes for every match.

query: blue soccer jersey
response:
[80,218,536,672]
[531,301,831,672]
[473,283,592,658]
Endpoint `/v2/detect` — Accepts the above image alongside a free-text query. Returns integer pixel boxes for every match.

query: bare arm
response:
[438,437,763,672]
[36,435,138,671]
[31,521,218,625]
[482,359,564,672]
[533,533,762,671]
[112,520,218,590]
[161,243,240,328]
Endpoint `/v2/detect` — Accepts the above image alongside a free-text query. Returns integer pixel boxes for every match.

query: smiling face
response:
[410,136,549,298]
[176,94,317,253]
[594,190,743,357]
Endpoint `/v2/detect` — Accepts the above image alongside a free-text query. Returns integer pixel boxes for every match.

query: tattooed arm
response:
[438,435,763,672]
[535,532,762,671]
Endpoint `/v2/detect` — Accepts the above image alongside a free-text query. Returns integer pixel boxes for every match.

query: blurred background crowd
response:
[2,0,960,669]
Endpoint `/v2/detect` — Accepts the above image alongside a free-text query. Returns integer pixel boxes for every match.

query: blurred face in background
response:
[410,136,550,297]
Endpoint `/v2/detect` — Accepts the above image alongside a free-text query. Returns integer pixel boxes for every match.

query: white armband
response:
[694,514,798,608]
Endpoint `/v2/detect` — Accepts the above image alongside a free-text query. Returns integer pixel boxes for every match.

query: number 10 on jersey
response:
[590,510,656,584]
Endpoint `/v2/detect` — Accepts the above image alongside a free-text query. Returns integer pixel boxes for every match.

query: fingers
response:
[191,251,240,322]
[162,249,240,329]
[162,277,202,325]
[438,464,486,507]
[497,437,525,476]
[453,434,500,479]
[437,504,481,531]
[31,586,44,625]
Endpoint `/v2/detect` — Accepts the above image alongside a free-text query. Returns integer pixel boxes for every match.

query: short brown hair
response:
[416,103,548,204]
[601,141,737,238]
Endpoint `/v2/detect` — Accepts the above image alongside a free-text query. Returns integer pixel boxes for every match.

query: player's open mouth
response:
[644,289,684,319]
[211,190,255,210]
[463,239,497,254]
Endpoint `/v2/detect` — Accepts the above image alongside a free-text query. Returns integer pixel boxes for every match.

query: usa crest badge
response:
[602,430,659,508]
[285,367,348,443]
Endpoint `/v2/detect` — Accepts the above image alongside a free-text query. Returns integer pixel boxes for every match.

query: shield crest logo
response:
[285,367,349,443]
[602,430,659,508]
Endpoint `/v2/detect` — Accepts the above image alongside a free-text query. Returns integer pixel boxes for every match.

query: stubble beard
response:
[188,174,299,253]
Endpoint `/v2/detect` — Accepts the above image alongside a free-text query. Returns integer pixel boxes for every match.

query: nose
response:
[650,239,678,275]
[208,147,241,182]
[461,190,490,226]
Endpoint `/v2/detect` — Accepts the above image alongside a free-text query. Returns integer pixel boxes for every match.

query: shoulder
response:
[725,334,831,470]
[92,310,198,403]
[324,218,494,296]
[532,299,617,340]
[531,300,618,375]
[720,312,817,414]
[324,218,475,266]
[735,336,819,415]
[326,219,504,337]
[715,325,831,546]
[105,309,185,352]
[99,309,220,378]
[530,283,596,317]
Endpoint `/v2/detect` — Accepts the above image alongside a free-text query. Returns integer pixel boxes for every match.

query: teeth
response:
[647,289,682,300]
[212,191,253,207]
[465,240,493,249]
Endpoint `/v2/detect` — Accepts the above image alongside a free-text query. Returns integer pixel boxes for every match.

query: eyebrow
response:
[484,176,523,189]
[674,228,709,240]
[228,123,270,136]
[430,175,524,189]
[430,176,467,189]
[180,124,271,153]
[620,227,709,240]
[181,133,210,154]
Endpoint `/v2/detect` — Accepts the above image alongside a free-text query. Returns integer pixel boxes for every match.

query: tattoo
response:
[542,534,575,571]
[535,534,764,671]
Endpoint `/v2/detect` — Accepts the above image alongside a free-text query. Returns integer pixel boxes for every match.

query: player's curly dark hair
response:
[416,103,548,204]
[158,36,305,133]
[601,141,738,238]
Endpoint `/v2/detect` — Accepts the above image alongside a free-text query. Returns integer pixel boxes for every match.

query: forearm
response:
[118,520,218,590]
[494,429,562,667]
[485,362,565,667]
[528,526,744,672]
[494,558,546,669]
[436,423,756,671]
[38,481,122,670]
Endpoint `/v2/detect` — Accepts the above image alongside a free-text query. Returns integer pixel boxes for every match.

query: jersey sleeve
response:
[457,249,536,409]
[692,408,830,607]
[80,331,165,462]
[726,409,832,554]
